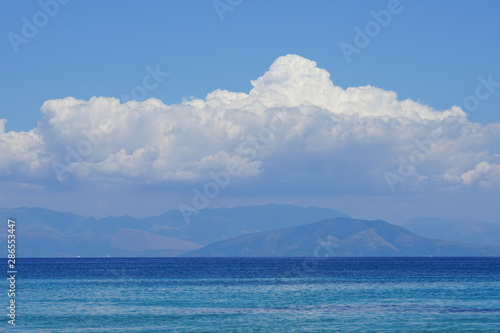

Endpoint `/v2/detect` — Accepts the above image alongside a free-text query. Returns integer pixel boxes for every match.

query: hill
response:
[403,217,500,247]
[184,217,500,257]
[0,204,347,257]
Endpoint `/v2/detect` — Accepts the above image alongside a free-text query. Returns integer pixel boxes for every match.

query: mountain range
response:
[0,205,498,257]
[0,204,346,257]
[403,217,500,247]
[184,217,500,257]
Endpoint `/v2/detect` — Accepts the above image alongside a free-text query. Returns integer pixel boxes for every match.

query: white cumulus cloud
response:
[1,54,499,195]
[461,161,500,187]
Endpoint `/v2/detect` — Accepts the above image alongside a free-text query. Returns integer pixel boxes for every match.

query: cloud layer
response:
[2,55,500,194]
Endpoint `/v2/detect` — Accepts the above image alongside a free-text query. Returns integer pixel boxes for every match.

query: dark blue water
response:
[7,257,500,332]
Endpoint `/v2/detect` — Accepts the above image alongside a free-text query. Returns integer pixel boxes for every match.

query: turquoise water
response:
[9,257,500,332]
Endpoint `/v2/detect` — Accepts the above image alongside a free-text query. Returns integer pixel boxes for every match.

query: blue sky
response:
[2,0,499,131]
[0,0,499,224]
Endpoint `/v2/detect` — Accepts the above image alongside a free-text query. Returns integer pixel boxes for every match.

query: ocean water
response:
[8,257,500,332]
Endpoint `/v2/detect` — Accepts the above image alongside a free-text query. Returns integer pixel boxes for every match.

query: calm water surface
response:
[7,257,500,332]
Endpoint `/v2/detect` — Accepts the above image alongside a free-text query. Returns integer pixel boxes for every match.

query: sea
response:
[7,257,500,332]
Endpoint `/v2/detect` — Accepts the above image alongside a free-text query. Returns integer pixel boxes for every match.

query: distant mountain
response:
[0,204,347,257]
[184,217,500,257]
[105,203,346,245]
[194,204,348,231]
[403,217,500,247]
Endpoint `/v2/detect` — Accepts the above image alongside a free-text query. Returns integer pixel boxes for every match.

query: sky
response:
[0,0,499,224]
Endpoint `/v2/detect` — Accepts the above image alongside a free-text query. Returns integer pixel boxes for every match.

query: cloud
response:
[1,54,499,195]
[0,119,46,176]
[461,161,500,187]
